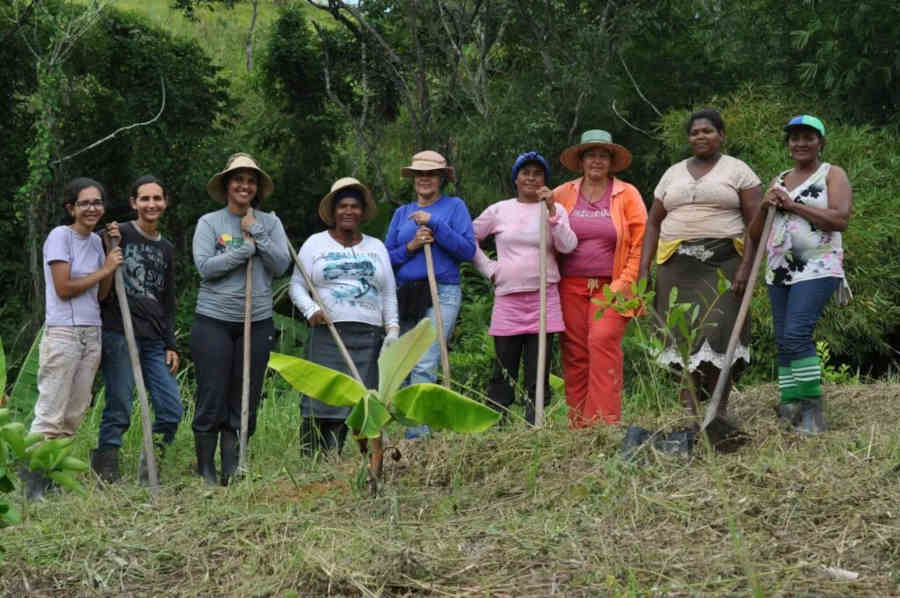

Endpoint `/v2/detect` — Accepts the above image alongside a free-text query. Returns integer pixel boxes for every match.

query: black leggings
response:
[190,314,274,436]
[487,333,555,425]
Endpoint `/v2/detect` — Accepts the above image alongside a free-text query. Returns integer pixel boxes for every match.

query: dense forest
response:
[2,0,899,386]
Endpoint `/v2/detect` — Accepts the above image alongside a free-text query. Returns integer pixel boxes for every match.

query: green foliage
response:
[8,327,42,425]
[268,318,500,440]
[0,340,87,534]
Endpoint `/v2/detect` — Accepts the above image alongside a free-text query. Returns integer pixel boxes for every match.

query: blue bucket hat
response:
[512,151,550,187]
[784,115,826,138]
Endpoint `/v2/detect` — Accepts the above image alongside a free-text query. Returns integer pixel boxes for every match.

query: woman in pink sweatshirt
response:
[473,152,577,424]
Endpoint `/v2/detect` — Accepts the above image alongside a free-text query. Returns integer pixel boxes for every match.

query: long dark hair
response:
[60,177,106,225]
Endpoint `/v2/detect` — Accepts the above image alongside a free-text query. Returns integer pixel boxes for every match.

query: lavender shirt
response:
[43,225,105,326]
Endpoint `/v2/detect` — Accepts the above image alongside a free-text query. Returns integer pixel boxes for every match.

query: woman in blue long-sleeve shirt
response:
[385,150,475,437]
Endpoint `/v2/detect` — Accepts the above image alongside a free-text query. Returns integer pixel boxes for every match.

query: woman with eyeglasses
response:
[22,177,123,500]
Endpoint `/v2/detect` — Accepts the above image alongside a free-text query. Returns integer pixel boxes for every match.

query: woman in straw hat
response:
[553,130,647,427]
[638,109,762,424]
[385,150,475,438]
[191,152,290,485]
[289,177,399,455]
[747,115,851,435]
[473,152,577,424]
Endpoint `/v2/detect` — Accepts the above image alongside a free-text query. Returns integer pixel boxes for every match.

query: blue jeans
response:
[401,283,462,438]
[768,277,840,366]
[98,331,183,450]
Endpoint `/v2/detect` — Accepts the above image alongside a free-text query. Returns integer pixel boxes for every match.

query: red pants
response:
[560,276,628,427]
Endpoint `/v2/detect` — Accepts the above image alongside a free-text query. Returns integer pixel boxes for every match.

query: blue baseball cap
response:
[512,151,550,186]
[784,115,826,138]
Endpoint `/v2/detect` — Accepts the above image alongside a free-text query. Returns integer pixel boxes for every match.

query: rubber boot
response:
[194,433,218,485]
[775,402,803,426]
[19,467,53,502]
[219,429,238,486]
[91,447,121,484]
[797,398,827,436]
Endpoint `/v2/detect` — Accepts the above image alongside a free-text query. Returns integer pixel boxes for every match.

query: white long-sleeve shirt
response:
[289,231,398,329]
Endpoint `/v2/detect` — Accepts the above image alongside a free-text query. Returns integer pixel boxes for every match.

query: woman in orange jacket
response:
[553,130,647,427]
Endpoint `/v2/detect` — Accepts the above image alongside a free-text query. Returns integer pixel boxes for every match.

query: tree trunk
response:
[245,0,259,72]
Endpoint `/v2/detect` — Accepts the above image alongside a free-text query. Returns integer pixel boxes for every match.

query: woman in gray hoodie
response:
[191,153,290,485]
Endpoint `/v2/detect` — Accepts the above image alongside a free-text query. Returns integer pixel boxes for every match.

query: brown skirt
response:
[653,238,749,371]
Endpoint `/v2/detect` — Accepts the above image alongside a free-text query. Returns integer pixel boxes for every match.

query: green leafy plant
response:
[0,339,89,537]
[817,340,859,385]
[268,318,500,494]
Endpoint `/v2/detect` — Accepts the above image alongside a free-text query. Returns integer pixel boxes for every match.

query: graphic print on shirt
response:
[122,242,167,303]
[215,233,244,255]
[572,206,611,219]
[318,251,379,311]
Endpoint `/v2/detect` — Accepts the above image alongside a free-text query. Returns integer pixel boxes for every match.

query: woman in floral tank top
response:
[748,115,852,435]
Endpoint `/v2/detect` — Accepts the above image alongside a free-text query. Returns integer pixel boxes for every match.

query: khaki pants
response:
[30,326,102,438]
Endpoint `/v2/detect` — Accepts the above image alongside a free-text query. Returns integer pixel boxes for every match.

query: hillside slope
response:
[3,383,898,596]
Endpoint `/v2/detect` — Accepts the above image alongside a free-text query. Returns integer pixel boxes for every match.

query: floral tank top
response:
[765,163,844,285]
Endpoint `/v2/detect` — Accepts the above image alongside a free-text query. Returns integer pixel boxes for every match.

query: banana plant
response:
[0,339,89,535]
[268,318,500,494]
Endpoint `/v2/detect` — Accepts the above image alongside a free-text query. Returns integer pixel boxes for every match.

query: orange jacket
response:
[552,177,647,296]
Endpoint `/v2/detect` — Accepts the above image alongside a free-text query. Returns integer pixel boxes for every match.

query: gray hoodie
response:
[193,208,291,322]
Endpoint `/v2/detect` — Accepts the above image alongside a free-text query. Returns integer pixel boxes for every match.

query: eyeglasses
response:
[74,200,104,208]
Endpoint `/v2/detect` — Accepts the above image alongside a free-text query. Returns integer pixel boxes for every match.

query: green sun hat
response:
[559,129,633,174]
[784,115,826,138]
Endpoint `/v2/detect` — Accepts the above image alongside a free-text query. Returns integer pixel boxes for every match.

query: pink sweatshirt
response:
[473,199,577,295]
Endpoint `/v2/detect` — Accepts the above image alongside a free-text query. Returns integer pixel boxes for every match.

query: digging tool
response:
[238,256,253,475]
[534,202,549,427]
[109,235,159,493]
[424,243,451,389]
[701,206,776,431]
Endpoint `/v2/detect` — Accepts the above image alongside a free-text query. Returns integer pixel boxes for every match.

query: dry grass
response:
[3,383,899,597]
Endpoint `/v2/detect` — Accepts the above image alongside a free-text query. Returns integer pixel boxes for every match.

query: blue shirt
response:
[385,195,475,284]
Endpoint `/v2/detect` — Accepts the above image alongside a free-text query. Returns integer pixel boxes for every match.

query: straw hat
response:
[559,130,632,174]
[318,177,377,226]
[206,153,274,203]
[400,150,456,182]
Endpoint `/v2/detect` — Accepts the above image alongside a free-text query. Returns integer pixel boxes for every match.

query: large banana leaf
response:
[268,352,365,407]
[378,318,435,400]
[9,326,42,423]
[392,383,500,432]
[345,393,391,439]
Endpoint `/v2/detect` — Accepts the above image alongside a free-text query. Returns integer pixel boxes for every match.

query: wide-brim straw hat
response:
[206,152,274,203]
[318,177,377,226]
[560,130,633,174]
[400,150,456,182]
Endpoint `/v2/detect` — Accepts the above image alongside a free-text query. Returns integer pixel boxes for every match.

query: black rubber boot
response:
[797,398,827,436]
[219,429,238,486]
[194,433,218,485]
[91,447,121,484]
[19,467,53,502]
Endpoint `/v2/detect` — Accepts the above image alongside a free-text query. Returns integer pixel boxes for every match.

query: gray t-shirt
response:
[193,208,291,322]
[43,225,105,326]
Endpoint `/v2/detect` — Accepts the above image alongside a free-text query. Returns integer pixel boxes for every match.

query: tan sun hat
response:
[206,152,274,203]
[318,177,377,226]
[400,150,457,182]
[560,130,633,174]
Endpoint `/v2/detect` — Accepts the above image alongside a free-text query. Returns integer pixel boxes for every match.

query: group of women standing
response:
[24,109,850,498]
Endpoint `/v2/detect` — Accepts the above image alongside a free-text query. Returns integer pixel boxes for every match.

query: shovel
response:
[424,243,451,388]
[533,202,549,427]
[109,235,159,494]
[701,206,776,431]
